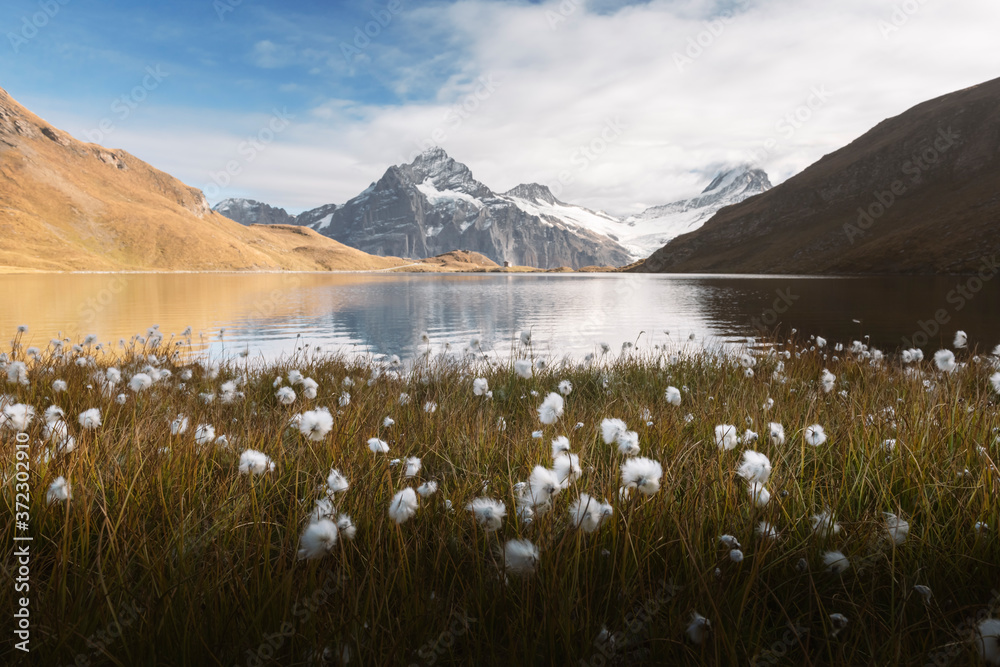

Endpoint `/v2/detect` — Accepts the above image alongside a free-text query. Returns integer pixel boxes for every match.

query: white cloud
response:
[44,0,1000,215]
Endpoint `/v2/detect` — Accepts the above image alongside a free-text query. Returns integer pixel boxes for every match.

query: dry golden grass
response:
[2,331,999,666]
[0,88,408,273]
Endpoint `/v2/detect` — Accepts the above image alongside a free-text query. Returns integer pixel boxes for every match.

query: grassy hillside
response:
[0,87,407,272]
[638,77,1000,275]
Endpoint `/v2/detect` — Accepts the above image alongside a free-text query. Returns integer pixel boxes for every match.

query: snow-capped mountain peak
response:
[503,183,560,206]
[399,146,492,198]
[615,164,772,257]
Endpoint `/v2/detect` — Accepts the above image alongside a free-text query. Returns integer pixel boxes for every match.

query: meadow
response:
[2,327,999,666]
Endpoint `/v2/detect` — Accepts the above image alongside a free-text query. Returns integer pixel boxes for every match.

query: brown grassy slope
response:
[406,249,500,271]
[637,77,1000,275]
[0,87,407,272]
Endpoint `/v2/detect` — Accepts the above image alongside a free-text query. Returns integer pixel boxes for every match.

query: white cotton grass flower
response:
[276,386,296,405]
[812,509,842,538]
[514,359,533,379]
[756,521,780,540]
[326,468,349,494]
[299,408,333,441]
[52,379,68,393]
[310,496,338,523]
[954,330,968,349]
[823,550,850,575]
[821,368,836,393]
[974,618,1000,666]
[719,534,741,550]
[816,336,826,348]
[416,481,438,497]
[297,518,338,560]
[466,497,506,531]
[46,476,71,504]
[601,418,627,444]
[568,493,612,533]
[528,465,563,506]
[551,435,571,458]
[520,330,532,346]
[552,453,582,488]
[300,377,319,399]
[741,429,758,445]
[884,512,910,545]
[78,408,101,430]
[7,361,28,385]
[1,403,34,431]
[729,548,744,563]
[768,423,785,446]
[620,457,663,495]
[44,405,64,424]
[763,397,774,411]
[537,392,564,425]
[129,373,152,392]
[239,449,274,475]
[367,438,390,454]
[804,424,827,447]
[558,379,573,395]
[423,400,437,413]
[287,370,304,386]
[600,418,639,455]
[934,349,957,372]
[473,378,489,396]
[388,488,418,524]
[404,456,422,478]
[615,430,639,456]
[170,415,189,435]
[990,372,1000,393]
[503,539,539,576]
[336,514,357,540]
[882,439,897,452]
[748,483,770,507]
[43,420,73,453]
[194,424,215,446]
[686,612,711,645]
[913,585,933,603]
[665,386,681,406]
[737,451,772,485]
[829,613,849,639]
[715,424,738,450]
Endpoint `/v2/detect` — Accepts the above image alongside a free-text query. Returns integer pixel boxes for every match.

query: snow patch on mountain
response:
[618,165,772,258]
[416,178,484,210]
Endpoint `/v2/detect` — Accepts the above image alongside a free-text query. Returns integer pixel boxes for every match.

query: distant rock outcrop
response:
[214,198,296,227]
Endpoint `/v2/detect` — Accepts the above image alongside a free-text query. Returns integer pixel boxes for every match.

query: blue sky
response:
[3,0,999,214]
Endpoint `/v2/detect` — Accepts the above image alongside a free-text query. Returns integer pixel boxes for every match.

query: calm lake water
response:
[1,272,997,361]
